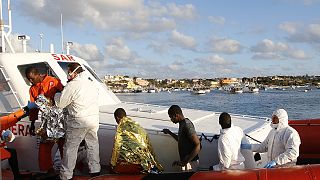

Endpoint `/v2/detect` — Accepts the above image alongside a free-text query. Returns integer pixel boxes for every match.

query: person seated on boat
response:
[241,109,301,168]
[111,108,163,174]
[25,66,65,175]
[1,102,37,180]
[162,105,201,172]
[210,112,245,171]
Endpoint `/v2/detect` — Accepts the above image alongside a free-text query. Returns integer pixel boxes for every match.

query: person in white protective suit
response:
[241,109,301,168]
[211,112,245,171]
[54,62,100,180]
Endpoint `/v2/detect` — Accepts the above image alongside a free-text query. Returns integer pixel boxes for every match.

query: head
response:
[67,63,84,81]
[271,109,289,129]
[114,108,127,124]
[25,66,43,85]
[168,105,184,124]
[219,112,232,129]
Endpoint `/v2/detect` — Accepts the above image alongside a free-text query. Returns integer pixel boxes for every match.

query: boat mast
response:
[0,0,15,53]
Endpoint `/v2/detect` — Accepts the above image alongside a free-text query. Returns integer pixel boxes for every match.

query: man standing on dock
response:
[163,105,201,171]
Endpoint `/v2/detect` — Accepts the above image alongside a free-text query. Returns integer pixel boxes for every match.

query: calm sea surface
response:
[117,88,320,120]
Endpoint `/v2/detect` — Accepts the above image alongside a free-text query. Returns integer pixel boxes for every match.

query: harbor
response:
[117,87,320,120]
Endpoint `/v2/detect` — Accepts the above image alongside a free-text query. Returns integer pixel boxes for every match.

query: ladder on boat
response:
[0,65,22,112]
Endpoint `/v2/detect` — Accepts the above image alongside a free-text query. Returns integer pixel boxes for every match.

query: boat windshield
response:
[57,62,103,83]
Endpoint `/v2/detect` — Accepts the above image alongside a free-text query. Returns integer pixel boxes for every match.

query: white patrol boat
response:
[0,0,272,175]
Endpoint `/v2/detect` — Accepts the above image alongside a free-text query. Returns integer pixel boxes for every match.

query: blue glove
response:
[240,143,252,150]
[264,160,276,168]
[27,101,38,109]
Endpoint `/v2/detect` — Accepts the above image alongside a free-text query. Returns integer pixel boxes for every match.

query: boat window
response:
[0,68,20,113]
[17,62,59,85]
[83,65,103,83]
[57,62,103,83]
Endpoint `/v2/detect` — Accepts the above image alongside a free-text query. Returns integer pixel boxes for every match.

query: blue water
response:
[117,88,320,120]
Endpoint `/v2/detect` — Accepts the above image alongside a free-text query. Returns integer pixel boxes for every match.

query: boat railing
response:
[229,112,270,121]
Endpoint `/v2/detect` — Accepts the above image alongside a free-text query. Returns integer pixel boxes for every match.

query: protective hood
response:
[272,109,289,130]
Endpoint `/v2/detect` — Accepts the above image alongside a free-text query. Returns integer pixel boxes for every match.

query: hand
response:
[162,128,172,134]
[240,143,252,150]
[172,160,187,167]
[264,160,276,168]
[29,122,36,136]
[1,130,15,142]
[27,101,38,109]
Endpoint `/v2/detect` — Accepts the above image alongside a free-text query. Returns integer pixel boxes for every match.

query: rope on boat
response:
[245,134,262,143]
[199,133,262,144]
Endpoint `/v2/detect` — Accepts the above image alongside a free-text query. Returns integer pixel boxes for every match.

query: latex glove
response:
[1,130,15,142]
[264,160,276,168]
[240,143,252,150]
[27,101,38,109]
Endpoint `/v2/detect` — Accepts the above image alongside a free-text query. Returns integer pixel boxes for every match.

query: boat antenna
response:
[0,0,15,53]
[39,33,43,52]
[60,13,64,54]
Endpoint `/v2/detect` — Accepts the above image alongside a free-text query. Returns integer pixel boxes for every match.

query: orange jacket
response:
[29,75,63,121]
[1,109,25,160]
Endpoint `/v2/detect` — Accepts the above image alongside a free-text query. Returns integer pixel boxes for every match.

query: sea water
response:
[117,88,320,120]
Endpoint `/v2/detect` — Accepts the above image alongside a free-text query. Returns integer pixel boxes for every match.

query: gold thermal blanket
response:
[111,117,163,173]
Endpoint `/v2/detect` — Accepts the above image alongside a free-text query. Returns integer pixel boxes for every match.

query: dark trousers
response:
[5,147,20,178]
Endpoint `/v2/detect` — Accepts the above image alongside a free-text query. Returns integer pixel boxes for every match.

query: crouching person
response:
[211,112,245,171]
[111,108,163,174]
[241,109,301,168]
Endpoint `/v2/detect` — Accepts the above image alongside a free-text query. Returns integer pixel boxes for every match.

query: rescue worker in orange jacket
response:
[25,66,64,174]
[1,102,37,180]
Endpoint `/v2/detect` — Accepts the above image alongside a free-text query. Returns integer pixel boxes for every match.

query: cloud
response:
[105,38,136,61]
[284,49,310,59]
[71,43,103,61]
[208,16,225,25]
[147,41,171,54]
[167,61,185,71]
[251,39,288,53]
[252,53,282,60]
[17,1,197,34]
[167,3,196,19]
[302,0,320,5]
[207,37,243,54]
[170,30,197,50]
[251,39,310,60]
[278,22,299,34]
[281,23,320,43]
[194,55,237,77]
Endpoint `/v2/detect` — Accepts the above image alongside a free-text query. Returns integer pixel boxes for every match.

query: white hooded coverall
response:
[252,109,301,167]
[55,71,100,179]
[213,125,245,171]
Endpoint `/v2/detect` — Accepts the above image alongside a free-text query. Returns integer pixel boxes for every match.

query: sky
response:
[4,0,320,78]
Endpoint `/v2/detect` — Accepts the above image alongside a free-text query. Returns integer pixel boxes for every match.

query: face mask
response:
[67,66,81,81]
[271,123,278,129]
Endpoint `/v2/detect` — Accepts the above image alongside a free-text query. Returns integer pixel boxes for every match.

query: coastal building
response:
[135,78,149,87]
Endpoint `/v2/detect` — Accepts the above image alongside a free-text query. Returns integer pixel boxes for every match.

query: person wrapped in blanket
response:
[35,94,66,149]
[111,108,163,174]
